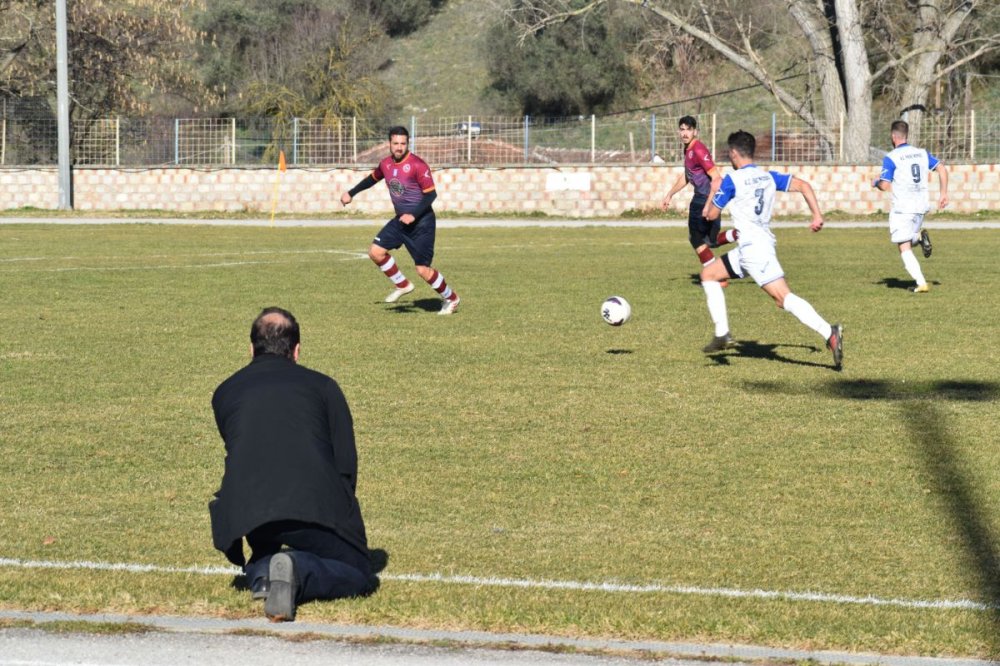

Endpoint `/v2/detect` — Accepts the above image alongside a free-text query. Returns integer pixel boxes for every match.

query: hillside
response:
[380,0,497,116]
[379,1,999,122]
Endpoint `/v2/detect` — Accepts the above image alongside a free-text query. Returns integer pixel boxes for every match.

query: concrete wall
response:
[1,163,996,216]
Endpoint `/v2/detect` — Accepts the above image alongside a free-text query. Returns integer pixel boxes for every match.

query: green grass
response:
[1,222,999,657]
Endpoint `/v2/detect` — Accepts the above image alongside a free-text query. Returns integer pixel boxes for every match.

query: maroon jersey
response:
[372,152,436,218]
[684,139,716,198]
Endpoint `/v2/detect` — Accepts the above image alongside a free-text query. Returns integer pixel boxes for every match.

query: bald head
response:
[250,307,300,359]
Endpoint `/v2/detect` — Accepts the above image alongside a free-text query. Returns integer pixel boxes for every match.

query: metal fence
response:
[2,98,998,167]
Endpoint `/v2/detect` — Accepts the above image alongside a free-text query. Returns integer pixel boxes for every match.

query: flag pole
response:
[269,150,287,227]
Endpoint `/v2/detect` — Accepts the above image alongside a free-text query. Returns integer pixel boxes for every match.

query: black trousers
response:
[244,520,376,602]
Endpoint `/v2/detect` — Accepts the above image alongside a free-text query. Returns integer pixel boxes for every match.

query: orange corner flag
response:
[278,150,287,172]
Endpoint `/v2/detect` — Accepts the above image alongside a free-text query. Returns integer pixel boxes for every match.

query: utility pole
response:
[55,0,72,209]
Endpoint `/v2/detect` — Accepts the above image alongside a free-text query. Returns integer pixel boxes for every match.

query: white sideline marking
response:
[0,557,994,612]
[0,249,370,273]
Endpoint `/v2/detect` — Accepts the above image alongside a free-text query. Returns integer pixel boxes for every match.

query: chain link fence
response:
[2,97,998,167]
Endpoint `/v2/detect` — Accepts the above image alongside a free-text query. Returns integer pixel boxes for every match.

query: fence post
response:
[650,114,656,161]
[292,117,299,165]
[524,115,530,163]
[115,116,120,166]
[771,113,776,162]
[590,114,597,164]
[467,115,473,162]
[174,119,179,165]
[410,116,416,154]
[1,117,5,166]
[352,116,357,163]
[230,117,236,165]
[711,113,717,158]
[970,109,976,161]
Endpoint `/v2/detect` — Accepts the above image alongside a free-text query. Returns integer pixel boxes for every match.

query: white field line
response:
[0,249,370,273]
[0,557,994,612]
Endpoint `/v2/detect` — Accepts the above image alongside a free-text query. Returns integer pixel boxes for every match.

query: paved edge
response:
[0,217,998,229]
[1,610,997,666]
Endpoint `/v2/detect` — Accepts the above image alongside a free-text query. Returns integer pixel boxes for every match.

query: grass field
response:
[1,221,999,658]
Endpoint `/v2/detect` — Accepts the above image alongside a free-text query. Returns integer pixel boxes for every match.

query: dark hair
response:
[727,130,756,159]
[891,120,909,138]
[250,307,300,359]
[678,115,697,129]
[387,125,409,140]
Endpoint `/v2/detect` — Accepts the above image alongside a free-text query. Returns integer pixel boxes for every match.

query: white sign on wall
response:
[545,172,592,192]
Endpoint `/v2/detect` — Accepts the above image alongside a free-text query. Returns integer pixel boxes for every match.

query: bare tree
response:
[1,0,205,118]
[499,0,999,161]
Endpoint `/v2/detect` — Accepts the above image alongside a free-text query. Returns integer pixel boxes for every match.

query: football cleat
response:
[438,295,460,315]
[384,283,415,303]
[827,323,843,369]
[910,284,930,293]
[702,333,735,353]
[918,229,932,258]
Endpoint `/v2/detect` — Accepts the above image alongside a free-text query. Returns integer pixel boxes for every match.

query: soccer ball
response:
[601,296,631,326]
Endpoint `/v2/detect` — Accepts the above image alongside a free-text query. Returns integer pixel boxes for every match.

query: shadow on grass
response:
[606,349,634,355]
[386,298,442,314]
[707,339,833,370]
[875,276,941,290]
[746,377,1000,642]
[906,402,1000,649]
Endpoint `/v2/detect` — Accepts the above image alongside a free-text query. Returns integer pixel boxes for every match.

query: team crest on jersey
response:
[403,164,411,173]
[389,179,405,196]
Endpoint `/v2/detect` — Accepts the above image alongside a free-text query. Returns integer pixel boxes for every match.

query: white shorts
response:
[889,211,924,244]
[724,242,784,287]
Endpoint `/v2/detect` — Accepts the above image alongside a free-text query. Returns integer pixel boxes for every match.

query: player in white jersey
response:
[699,130,843,369]
[874,120,948,293]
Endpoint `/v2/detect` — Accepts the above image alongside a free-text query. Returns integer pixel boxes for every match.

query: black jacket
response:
[209,354,368,566]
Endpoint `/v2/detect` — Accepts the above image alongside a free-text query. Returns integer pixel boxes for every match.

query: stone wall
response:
[1,163,996,216]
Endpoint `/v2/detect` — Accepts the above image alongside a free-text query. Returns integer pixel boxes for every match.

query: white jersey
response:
[711,165,793,248]
[879,144,940,214]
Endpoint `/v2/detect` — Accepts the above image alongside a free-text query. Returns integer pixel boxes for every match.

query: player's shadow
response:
[707,339,835,370]
[875,277,941,290]
[386,298,443,314]
[748,378,1000,643]
[606,349,634,355]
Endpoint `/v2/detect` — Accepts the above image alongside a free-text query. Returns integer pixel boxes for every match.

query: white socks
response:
[702,281,729,336]
[900,248,927,286]
[783,293,832,341]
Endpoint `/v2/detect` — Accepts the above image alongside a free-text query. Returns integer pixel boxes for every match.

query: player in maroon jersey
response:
[341,126,460,315]
[660,116,736,274]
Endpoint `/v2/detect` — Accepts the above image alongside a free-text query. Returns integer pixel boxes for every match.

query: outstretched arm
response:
[788,176,824,232]
[660,173,688,211]
[340,173,378,206]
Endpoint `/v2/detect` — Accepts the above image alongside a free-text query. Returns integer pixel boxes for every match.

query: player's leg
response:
[761,277,842,368]
[370,219,415,303]
[700,250,738,352]
[890,212,928,292]
[689,197,717,268]
[404,216,460,315]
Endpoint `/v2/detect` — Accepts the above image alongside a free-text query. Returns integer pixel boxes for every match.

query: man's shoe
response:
[910,283,930,293]
[264,553,297,622]
[250,578,269,600]
[702,333,735,353]
[827,323,843,369]
[919,229,932,258]
[438,295,460,315]
[385,283,415,303]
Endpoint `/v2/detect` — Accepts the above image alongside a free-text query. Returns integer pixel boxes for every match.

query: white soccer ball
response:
[601,296,631,326]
